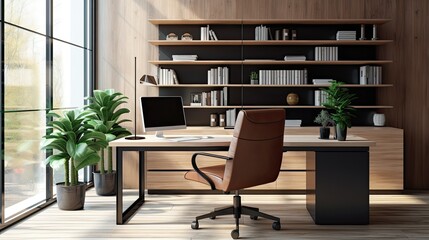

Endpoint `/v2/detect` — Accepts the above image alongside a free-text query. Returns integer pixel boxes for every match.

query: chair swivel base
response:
[190,195,281,239]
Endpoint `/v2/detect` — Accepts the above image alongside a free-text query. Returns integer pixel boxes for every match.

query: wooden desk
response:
[110,135,375,225]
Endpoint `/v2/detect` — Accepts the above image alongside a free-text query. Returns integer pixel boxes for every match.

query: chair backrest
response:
[222,109,285,192]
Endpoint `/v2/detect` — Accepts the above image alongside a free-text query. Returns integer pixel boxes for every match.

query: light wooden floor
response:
[1,189,429,239]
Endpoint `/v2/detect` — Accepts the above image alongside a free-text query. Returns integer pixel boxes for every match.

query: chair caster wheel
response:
[272,221,281,230]
[231,229,239,239]
[250,215,258,220]
[210,216,216,219]
[191,220,199,230]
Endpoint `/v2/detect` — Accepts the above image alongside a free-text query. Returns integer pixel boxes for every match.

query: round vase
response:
[373,113,385,126]
[286,93,299,105]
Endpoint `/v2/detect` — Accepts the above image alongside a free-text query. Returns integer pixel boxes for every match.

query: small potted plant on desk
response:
[41,109,107,210]
[314,110,334,139]
[322,81,357,141]
[86,89,131,196]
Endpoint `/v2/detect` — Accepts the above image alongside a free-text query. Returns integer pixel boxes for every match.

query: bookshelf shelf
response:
[149,19,391,25]
[150,60,392,65]
[149,40,393,46]
[183,105,393,109]
[150,18,393,126]
[157,84,394,88]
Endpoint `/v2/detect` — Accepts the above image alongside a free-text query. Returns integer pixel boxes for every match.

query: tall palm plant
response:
[41,109,107,186]
[86,89,131,174]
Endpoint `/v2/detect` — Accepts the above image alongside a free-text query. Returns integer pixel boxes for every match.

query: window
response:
[0,0,94,227]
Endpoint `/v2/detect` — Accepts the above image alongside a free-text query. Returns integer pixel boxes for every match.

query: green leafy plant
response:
[41,109,107,186]
[85,89,131,174]
[250,71,258,80]
[314,110,334,128]
[322,81,357,130]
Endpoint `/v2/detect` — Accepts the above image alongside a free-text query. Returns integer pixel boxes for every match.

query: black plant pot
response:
[336,124,348,141]
[319,127,330,139]
[56,182,86,210]
[93,171,117,196]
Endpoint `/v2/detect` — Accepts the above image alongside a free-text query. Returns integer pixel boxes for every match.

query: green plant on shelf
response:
[250,71,258,80]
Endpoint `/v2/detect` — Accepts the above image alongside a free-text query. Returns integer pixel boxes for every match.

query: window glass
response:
[4,25,46,111]
[53,40,85,109]
[53,0,85,47]
[4,111,47,219]
[5,0,46,34]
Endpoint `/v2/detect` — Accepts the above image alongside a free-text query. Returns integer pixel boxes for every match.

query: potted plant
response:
[86,89,131,196]
[250,71,259,85]
[41,109,107,210]
[322,81,357,141]
[314,110,334,139]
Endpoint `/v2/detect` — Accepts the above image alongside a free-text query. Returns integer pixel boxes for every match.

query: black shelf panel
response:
[154,21,389,127]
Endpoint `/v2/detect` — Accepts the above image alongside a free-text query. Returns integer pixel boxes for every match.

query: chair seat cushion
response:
[184,164,225,190]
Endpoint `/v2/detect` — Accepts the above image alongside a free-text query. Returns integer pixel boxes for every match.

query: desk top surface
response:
[109,134,375,148]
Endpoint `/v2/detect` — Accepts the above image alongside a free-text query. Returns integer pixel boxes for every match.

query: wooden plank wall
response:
[401,0,429,189]
[96,0,429,189]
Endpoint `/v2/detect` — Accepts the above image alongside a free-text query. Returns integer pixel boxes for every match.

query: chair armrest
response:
[191,152,233,190]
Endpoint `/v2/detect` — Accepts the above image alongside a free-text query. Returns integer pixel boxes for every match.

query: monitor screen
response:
[140,96,186,133]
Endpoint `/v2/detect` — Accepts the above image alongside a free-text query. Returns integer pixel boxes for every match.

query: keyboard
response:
[169,137,202,142]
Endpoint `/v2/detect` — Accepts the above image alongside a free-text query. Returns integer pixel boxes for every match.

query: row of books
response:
[258,69,308,85]
[207,67,229,85]
[285,119,302,127]
[336,31,356,40]
[172,55,198,61]
[255,25,269,40]
[157,68,179,85]
[314,90,329,106]
[359,65,382,85]
[314,47,338,61]
[201,89,227,106]
[225,109,237,127]
[200,25,219,41]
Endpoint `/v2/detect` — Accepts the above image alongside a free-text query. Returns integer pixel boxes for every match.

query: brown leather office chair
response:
[185,109,285,239]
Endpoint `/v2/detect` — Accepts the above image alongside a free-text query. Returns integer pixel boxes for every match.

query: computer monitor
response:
[140,96,186,137]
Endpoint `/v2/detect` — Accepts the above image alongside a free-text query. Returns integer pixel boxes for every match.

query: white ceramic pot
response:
[373,113,385,126]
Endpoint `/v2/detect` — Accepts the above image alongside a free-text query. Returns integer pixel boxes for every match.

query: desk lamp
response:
[125,58,155,140]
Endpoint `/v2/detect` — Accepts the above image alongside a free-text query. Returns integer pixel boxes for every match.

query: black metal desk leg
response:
[116,148,146,225]
[116,147,124,224]
[139,150,145,200]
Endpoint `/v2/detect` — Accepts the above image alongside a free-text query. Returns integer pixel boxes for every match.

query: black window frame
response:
[0,0,95,230]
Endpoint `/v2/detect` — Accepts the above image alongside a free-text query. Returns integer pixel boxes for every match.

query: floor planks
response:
[1,190,429,239]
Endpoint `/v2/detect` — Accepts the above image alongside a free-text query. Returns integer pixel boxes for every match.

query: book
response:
[172,55,198,61]
[360,65,382,85]
[314,90,321,106]
[209,29,218,41]
[313,79,334,84]
[284,55,306,61]
[285,119,302,127]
